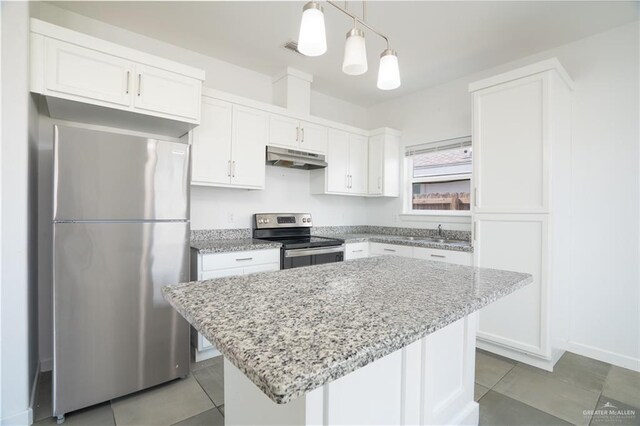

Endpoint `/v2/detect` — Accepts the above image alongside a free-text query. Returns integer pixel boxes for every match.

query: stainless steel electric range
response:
[253,213,345,269]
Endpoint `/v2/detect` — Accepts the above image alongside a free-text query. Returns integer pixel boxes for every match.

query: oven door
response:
[282,245,345,269]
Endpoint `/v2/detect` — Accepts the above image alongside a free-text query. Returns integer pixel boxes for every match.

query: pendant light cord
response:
[327,1,391,49]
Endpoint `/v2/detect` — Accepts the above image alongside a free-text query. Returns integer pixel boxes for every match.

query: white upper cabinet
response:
[191,98,233,186]
[348,134,368,195]
[231,105,268,188]
[132,64,201,121]
[192,97,266,189]
[472,75,548,213]
[312,129,368,195]
[299,120,328,154]
[31,19,204,134]
[368,129,400,197]
[44,38,133,108]
[268,114,328,154]
[325,129,351,193]
[269,114,299,150]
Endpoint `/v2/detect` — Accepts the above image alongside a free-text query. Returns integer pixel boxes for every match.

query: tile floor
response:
[33,350,639,425]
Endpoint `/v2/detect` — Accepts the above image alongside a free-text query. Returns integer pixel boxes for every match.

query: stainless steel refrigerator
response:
[52,124,190,421]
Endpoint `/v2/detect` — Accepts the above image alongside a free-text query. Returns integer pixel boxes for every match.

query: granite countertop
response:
[190,238,281,254]
[314,232,474,252]
[162,256,530,404]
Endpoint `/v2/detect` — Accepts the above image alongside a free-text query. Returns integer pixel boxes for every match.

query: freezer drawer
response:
[53,125,190,221]
[53,222,190,416]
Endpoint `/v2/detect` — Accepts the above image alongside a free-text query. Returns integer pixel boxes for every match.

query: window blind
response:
[405,136,472,157]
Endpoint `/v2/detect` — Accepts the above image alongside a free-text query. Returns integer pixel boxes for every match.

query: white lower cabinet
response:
[344,242,369,260]
[369,242,413,258]
[412,247,473,266]
[191,248,280,361]
[474,215,552,362]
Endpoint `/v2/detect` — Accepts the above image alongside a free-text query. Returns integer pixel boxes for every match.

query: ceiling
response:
[50,1,639,106]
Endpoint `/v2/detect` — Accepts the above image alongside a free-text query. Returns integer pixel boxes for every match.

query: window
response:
[405,137,472,214]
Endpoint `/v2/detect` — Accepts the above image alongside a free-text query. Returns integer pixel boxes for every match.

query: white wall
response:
[367,22,640,370]
[191,167,367,230]
[1,2,39,424]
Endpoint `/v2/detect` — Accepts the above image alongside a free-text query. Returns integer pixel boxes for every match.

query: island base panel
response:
[225,313,479,425]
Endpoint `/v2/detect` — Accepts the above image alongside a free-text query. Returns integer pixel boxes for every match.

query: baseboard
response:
[449,401,479,425]
[476,339,558,372]
[39,358,52,372]
[567,341,640,372]
[1,407,33,426]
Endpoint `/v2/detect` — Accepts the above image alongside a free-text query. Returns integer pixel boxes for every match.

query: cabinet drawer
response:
[201,249,280,271]
[345,242,369,260]
[412,247,473,266]
[369,243,413,257]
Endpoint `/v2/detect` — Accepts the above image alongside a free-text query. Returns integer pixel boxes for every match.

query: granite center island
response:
[162,256,532,426]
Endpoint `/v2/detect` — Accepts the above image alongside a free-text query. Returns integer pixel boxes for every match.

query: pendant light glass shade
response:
[377,49,401,90]
[297,2,327,57]
[342,28,368,75]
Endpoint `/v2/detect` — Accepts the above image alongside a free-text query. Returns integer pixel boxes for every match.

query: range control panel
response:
[254,213,312,229]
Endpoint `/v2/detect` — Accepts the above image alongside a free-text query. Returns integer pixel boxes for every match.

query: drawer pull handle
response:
[383,248,396,252]
[430,254,446,258]
[352,249,363,253]
[235,257,253,261]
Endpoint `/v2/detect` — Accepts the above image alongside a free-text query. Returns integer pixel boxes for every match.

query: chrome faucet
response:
[438,224,443,238]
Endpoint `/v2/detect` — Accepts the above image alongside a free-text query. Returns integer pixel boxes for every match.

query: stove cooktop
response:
[257,235,344,250]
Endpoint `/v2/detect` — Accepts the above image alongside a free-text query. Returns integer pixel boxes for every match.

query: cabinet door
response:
[133,64,201,122]
[231,105,268,188]
[475,214,549,357]
[348,134,369,194]
[300,121,328,154]
[45,38,133,107]
[368,135,384,195]
[473,75,548,213]
[191,98,232,185]
[269,114,299,149]
[326,129,350,193]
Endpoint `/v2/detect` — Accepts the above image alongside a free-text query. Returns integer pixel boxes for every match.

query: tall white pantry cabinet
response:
[470,59,574,371]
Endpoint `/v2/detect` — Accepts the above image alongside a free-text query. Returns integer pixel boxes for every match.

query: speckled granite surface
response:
[163,256,530,404]
[191,228,251,241]
[315,233,473,252]
[192,226,472,253]
[190,238,281,254]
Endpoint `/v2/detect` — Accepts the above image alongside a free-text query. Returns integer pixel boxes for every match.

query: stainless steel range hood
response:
[265,146,327,170]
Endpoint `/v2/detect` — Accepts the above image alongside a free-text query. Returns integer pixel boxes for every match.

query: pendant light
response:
[377,48,401,90]
[296,1,401,90]
[297,1,327,57]
[342,24,367,75]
